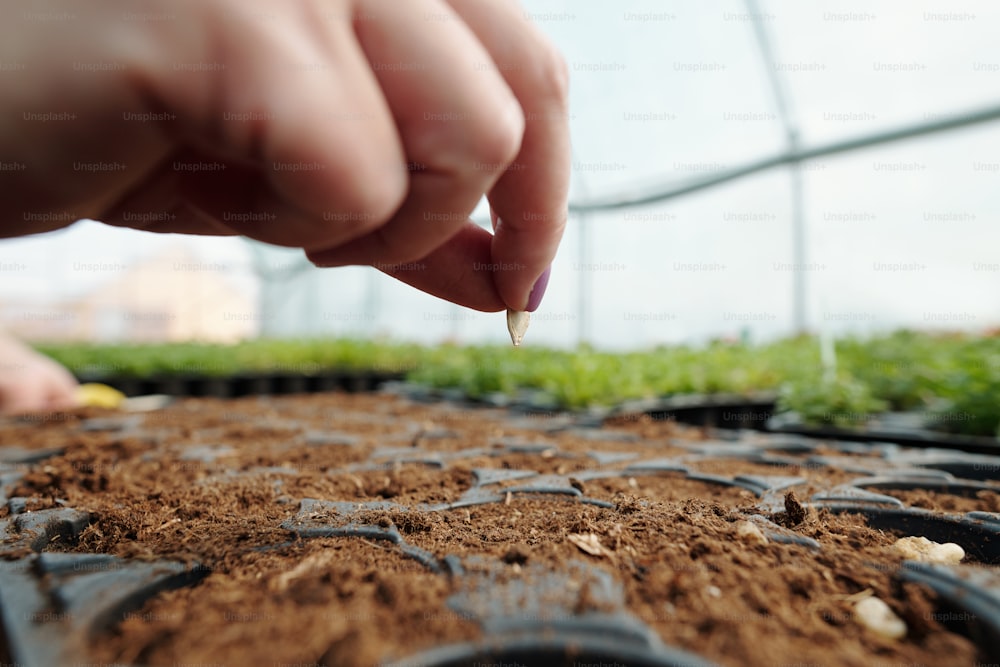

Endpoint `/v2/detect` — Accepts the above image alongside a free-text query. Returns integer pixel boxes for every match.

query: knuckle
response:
[414,101,523,179]
[527,41,570,109]
[467,103,524,176]
[337,159,407,230]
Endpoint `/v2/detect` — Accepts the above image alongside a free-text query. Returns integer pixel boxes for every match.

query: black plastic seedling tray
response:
[76,370,405,398]
[3,399,1000,666]
[70,375,1000,458]
[767,416,1000,456]
[392,383,1000,457]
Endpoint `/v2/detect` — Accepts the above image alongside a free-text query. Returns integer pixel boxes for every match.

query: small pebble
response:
[892,536,964,564]
[735,520,769,545]
[855,596,907,640]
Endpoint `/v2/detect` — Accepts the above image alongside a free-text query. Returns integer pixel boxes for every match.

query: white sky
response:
[1,0,998,349]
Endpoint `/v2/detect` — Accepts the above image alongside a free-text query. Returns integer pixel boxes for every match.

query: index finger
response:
[446,0,570,312]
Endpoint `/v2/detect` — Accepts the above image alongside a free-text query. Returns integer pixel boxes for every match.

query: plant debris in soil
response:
[0,392,990,667]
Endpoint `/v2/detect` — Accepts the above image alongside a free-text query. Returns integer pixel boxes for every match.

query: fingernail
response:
[525,266,551,312]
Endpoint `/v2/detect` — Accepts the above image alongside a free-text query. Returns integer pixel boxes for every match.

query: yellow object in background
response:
[76,383,126,409]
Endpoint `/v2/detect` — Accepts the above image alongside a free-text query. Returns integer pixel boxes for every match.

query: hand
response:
[0,0,569,312]
[0,334,79,414]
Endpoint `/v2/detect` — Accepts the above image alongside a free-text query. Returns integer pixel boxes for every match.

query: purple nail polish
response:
[525,266,551,312]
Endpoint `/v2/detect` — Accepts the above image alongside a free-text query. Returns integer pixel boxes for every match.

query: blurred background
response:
[2,0,998,351]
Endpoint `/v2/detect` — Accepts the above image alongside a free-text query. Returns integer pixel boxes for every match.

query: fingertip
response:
[489,208,564,311]
[525,265,551,312]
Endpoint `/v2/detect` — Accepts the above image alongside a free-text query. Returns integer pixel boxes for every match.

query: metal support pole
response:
[577,211,591,346]
[364,269,380,337]
[791,158,807,334]
[743,0,807,335]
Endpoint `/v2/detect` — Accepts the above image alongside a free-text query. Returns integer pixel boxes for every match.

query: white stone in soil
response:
[892,536,965,564]
[855,596,907,640]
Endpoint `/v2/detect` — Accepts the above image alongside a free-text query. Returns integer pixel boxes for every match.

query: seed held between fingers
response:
[507,309,530,347]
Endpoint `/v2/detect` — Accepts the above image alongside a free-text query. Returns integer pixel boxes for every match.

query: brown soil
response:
[0,392,986,667]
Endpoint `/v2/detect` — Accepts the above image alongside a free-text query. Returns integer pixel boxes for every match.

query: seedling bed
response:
[1,392,999,666]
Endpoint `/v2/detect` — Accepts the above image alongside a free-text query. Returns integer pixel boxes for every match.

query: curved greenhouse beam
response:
[569,103,1000,212]
[744,0,799,145]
